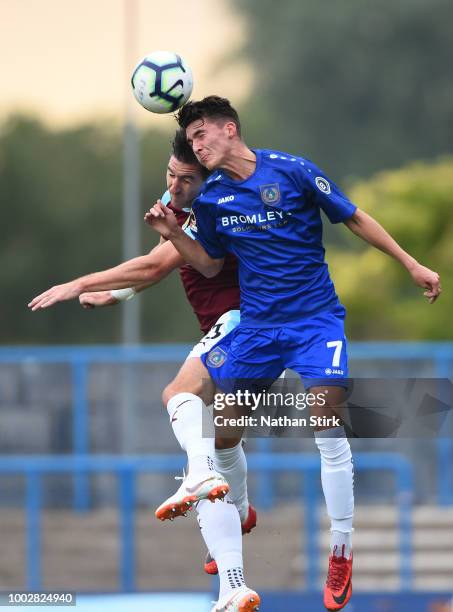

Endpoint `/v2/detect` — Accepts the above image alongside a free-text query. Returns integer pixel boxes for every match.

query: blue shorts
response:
[201,305,348,392]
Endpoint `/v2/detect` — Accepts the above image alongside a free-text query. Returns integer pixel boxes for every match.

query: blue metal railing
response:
[0,343,451,505]
[0,453,413,592]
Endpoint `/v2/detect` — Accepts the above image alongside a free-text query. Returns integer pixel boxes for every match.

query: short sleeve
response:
[296,159,357,224]
[192,199,227,259]
[160,190,171,206]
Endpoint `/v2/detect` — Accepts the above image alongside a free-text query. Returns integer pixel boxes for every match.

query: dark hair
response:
[171,128,209,178]
[176,95,241,137]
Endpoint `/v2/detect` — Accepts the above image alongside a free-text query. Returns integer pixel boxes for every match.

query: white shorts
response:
[186,310,241,360]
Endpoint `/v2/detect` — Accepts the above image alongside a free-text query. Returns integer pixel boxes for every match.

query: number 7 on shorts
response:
[326,340,343,367]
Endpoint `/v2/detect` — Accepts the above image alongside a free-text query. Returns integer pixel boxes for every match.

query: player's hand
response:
[144,200,180,239]
[28,281,81,311]
[409,263,441,304]
[79,291,118,309]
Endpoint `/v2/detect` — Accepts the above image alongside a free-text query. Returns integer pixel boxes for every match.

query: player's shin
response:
[196,497,245,599]
[214,441,249,523]
[315,426,354,557]
[155,393,229,522]
[167,392,216,476]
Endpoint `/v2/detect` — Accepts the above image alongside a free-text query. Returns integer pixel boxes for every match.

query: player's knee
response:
[162,381,205,407]
[315,435,351,465]
[162,384,175,407]
[215,435,242,450]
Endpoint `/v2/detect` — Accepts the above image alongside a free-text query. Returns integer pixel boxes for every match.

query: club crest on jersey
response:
[206,347,227,368]
[315,176,331,194]
[260,183,281,205]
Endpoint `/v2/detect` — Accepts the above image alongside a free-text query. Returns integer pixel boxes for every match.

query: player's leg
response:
[156,356,229,520]
[213,368,285,536]
[203,394,256,576]
[156,311,242,520]
[197,496,260,612]
[163,361,259,607]
[213,392,250,523]
[280,307,353,610]
[308,385,353,611]
[309,386,353,557]
[161,355,253,524]
[215,440,252,526]
[204,325,285,511]
[200,327,282,610]
[157,324,259,606]
[201,325,283,567]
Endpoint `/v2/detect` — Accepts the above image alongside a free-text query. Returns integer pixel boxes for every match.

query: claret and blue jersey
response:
[192,149,357,327]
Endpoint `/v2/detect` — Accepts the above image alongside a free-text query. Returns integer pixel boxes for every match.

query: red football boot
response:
[240,504,257,534]
[323,546,353,611]
[204,504,257,575]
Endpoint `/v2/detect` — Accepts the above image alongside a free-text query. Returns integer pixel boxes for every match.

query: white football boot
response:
[211,586,261,611]
[155,470,229,521]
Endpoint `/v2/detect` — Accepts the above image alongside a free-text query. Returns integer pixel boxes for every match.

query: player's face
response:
[166,156,204,208]
[186,118,235,170]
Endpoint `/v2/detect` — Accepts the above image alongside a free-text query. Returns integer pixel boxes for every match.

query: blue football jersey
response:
[192,149,357,326]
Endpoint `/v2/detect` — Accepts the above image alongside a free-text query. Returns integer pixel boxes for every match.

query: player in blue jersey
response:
[145,96,441,611]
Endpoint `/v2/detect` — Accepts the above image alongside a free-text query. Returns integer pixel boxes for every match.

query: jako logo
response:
[325,368,344,375]
[218,195,235,204]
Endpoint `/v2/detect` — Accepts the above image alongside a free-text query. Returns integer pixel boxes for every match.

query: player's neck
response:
[221,142,256,181]
[169,198,189,210]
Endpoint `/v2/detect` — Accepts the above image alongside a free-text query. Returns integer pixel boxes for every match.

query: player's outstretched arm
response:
[344,208,441,303]
[79,290,119,309]
[144,201,224,278]
[78,275,158,309]
[28,240,184,311]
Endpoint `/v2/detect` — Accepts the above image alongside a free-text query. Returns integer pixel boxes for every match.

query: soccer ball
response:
[131,51,193,114]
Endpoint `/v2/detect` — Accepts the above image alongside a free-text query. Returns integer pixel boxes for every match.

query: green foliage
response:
[0,116,119,343]
[0,115,199,344]
[234,0,453,179]
[326,158,453,339]
[1,116,449,344]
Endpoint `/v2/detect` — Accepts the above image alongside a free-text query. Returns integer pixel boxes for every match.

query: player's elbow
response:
[203,259,224,278]
[203,267,219,279]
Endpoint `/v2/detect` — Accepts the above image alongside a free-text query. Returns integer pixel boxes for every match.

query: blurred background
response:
[0,0,452,610]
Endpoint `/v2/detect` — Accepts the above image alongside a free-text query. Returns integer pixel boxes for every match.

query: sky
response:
[0,0,251,128]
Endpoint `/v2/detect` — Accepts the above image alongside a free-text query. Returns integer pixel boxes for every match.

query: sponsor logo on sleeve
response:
[315,176,331,194]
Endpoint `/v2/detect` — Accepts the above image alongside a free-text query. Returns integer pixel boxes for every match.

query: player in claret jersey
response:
[29,130,260,612]
[145,96,441,611]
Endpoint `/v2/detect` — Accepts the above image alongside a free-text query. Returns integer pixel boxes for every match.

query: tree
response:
[0,116,200,344]
[234,0,453,180]
[326,158,453,339]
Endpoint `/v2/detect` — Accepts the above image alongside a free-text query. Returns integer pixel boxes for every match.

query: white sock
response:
[215,442,249,522]
[196,496,244,599]
[167,393,215,476]
[331,532,353,558]
[315,426,354,558]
